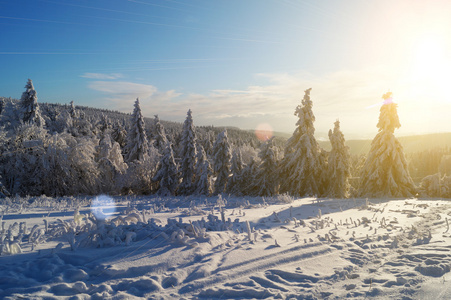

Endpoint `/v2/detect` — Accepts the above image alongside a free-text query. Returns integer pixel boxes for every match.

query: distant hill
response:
[319,132,451,156]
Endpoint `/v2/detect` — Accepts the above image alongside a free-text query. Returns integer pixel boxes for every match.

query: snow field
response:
[1,196,451,299]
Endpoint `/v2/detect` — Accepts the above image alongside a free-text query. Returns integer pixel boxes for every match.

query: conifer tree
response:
[98,134,127,193]
[98,114,112,135]
[213,130,232,194]
[0,174,10,198]
[69,101,78,119]
[178,109,197,195]
[111,120,127,148]
[0,98,4,115]
[194,144,213,195]
[359,92,416,197]
[125,98,149,162]
[153,114,168,153]
[20,79,44,127]
[279,88,326,197]
[241,158,258,195]
[153,141,179,196]
[327,120,351,198]
[255,137,279,196]
[227,148,245,195]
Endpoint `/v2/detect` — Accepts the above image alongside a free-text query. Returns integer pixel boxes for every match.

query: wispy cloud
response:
[87,80,181,113]
[89,80,156,96]
[81,73,123,80]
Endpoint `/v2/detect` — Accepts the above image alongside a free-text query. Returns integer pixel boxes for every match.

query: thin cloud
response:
[81,73,123,80]
[88,81,156,96]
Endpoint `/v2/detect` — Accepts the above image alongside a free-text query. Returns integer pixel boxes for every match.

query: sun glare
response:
[409,34,451,102]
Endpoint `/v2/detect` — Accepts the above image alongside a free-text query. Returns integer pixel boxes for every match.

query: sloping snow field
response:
[2,196,451,299]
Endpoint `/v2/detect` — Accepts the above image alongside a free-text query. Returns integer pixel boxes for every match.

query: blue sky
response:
[2,0,451,139]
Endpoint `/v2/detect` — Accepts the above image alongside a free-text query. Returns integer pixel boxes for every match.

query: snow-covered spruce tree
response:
[0,98,4,115]
[0,174,9,198]
[97,134,128,193]
[3,123,48,195]
[124,98,149,162]
[153,141,179,196]
[68,137,100,195]
[279,88,326,197]
[20,79,45,127]
[227,148,245,195]
[98,113,112,135]
[358,92,416,197]
[39,132,73,196]
[153,114,168,153]
[178,109,197,195]
[241,158,259,195]
[255,137,279,196]
[69,100,78,119]
[111,120,127,148]
[194,144,213,195]
[213,130,232,195]
[327,120,351,198]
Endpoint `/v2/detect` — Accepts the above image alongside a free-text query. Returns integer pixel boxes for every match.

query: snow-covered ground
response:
[2,195,451,299]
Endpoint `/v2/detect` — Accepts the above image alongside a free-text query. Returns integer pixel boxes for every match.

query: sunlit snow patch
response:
[91,195,117,220]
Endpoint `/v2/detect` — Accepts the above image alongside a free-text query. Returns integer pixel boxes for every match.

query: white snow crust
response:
[1,196,451,299]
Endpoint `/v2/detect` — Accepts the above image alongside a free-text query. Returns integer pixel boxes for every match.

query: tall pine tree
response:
[153,114,168,153]
[153,141,179,196]
[227,148,245,195]
[358,92,416,197]
[194,144,213,195]
[279,88,326,197]
[20,79,44,127]
[125,98,149,162]
[178,109,197,195]
[327,120,351,198]
[255,137,279,196]
[213,130,232,195]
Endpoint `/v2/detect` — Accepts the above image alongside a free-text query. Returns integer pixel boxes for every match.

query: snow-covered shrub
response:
[274,193,294,204]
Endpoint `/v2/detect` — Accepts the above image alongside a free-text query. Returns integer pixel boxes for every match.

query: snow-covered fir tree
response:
[124,98,149,162]
[69,101,78,119]
[4,123,48,195]
[39,133,72,196]
[98,114,112,135]
[279,88,326,197]
[68,137,100,195]
[255,137,279,196]
[194,144,212,195]
[153,141,179,196]
[0,174,9,198]
[111,120,127,148]
[153,114,168,153]
[0,98,4,115]
[227,148,245,195]
[178,109,197,195]
[97,134,128,193]
[20,79,45,127]
[327,120,351,198]
[241,158,259,195]
[213,130,232,195]
[358,92,416,197]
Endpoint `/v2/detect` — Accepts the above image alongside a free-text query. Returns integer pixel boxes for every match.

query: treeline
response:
[0,80,448,199]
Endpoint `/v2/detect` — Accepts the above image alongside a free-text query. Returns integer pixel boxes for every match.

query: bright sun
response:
[409,34,451,101]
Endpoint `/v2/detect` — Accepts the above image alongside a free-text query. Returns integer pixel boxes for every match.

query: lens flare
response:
[255,123,273,142]
[91,195,117,220]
